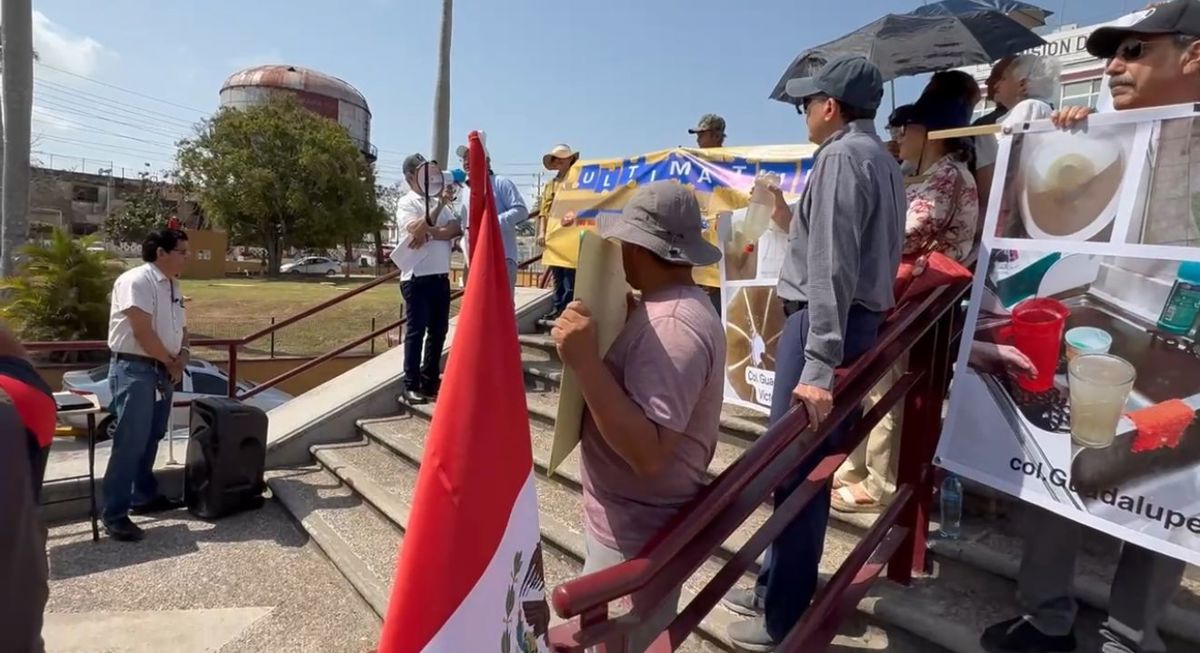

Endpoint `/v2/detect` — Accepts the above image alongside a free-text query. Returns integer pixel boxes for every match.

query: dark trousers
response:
[27,437,49,501]
[754,303,885,641]
[401,274,452,393]
[550,266,576,315]
[0,394,48,653]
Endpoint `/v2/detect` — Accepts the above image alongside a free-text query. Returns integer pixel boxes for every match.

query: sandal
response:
[831,484,884,514]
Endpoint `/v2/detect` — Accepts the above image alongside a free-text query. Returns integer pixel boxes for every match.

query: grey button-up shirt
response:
[777,119,905,389]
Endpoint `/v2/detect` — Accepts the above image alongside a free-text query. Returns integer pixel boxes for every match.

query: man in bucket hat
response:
[551,180,726,650]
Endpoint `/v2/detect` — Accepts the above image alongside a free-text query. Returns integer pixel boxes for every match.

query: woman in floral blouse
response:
[896,97,980,263]
[833,95,979,513]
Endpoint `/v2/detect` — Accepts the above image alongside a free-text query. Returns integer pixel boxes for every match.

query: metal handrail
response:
[23,253,545,404]
[549,281,966,620]
[547,279,972,651]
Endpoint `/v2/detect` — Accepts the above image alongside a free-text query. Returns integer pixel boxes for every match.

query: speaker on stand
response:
[184,396,268,519]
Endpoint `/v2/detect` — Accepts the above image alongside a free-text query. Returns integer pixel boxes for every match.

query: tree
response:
[175,94,386,275]
[0,228,117,347]
[1,0,34,278]
[431,0,453,165]
[104,173,170,244]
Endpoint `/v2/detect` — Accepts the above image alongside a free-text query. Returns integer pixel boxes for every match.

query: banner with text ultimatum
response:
[542,145,815,288]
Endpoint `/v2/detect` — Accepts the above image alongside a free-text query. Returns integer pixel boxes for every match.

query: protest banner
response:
[936,103,1200,565]
[542,145,816,289]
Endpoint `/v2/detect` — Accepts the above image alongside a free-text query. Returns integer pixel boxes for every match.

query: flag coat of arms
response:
[378,131,549,653]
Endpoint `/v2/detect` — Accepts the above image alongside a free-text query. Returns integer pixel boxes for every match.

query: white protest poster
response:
[936,104,1200,565]
[548,231,629,475]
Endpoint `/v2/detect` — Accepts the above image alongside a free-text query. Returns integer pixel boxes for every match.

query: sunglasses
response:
[795,95,830,116]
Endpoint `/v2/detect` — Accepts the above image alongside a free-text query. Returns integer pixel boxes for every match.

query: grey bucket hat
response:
[601,181,721,267]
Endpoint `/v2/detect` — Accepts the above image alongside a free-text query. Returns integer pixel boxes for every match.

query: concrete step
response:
[266,463,401,618]
[359,414,941,653]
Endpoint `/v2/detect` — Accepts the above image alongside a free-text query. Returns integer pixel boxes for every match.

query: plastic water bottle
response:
[740,173,780,245]
[939,474,963,540]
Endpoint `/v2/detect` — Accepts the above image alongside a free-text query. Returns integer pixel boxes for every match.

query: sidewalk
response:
[43,499,381,652]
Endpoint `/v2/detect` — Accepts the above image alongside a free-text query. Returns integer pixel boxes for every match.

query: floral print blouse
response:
[904,155,979,263]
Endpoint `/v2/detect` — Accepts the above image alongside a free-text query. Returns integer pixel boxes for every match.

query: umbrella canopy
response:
[769,11,1045,102]
[911,0,1053,29]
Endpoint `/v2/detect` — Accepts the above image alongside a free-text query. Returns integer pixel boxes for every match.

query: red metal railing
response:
[546,278,969,652]
[24,255,545,406]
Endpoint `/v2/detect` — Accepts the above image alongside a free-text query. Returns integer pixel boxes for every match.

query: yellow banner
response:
[543,144,817,287]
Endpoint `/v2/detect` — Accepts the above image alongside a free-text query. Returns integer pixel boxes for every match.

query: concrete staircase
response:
[268,332,1200,652]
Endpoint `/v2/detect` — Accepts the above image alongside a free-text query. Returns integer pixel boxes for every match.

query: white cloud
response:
[32,10,109,77]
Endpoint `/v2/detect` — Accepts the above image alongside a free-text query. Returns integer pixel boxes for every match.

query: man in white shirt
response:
[395,154,461,405]
[102,228,190,541]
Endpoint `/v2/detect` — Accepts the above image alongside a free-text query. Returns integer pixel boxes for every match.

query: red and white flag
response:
[379,131,549,653]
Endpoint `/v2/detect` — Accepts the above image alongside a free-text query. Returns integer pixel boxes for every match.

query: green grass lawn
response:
[181,277,405,358]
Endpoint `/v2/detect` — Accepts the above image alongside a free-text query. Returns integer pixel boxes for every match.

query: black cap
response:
[402,153,430,176]
[1087,0,1200,59]
[907,96,972,131]
[784,55,884,112]
[888,104,918,129]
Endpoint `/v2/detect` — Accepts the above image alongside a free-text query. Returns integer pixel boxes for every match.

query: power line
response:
[35,134,177,160]
[35,60,210,115]
[34,77,201,128]
[33,98,191,141]
[32,113,181,150]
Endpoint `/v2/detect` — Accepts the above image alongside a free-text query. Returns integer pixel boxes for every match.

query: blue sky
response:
[28,0,1139,196]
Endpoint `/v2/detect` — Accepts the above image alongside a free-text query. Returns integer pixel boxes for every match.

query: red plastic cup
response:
[1010,298,1070,392]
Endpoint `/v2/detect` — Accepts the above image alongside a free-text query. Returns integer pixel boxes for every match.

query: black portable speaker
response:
[184,396,268,519]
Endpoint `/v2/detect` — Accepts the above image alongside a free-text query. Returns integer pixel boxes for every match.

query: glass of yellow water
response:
[1068,353,1136,448]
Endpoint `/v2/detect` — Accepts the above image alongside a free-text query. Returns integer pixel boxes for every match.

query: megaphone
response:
[414,161,446,199]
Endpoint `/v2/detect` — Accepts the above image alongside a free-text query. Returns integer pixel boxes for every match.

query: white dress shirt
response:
[391,191,457,281]
[107,262,186,358]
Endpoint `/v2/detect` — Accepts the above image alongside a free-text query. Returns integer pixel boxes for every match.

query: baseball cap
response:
[600,181,721,267]
[688,113,726,134]
[402,153,431,176]
[902,96,972,132]
[1087,0,1200,59]
[888,104,918,129]
[784,55,884,112]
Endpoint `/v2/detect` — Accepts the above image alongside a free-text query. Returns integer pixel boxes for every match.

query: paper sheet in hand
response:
[548,231,629,475]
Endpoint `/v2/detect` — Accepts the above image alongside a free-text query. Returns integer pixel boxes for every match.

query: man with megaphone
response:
[392,154,462,405]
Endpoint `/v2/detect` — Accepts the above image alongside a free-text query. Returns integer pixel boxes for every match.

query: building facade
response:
[30,167,202,237]
[964,10,1149,119]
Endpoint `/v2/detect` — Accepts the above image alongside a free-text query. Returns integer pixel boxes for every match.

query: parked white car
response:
[60,359,293,440]
[280,256,341,275]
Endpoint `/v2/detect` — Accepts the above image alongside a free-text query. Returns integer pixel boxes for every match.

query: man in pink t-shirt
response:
[553,181,726,644]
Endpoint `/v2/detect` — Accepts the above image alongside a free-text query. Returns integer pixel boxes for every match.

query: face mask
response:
[900,160,918,176]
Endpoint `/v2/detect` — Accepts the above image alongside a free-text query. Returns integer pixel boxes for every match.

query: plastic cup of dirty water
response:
[1065,327,1112,363]
[1069,353,1136,448]
[1011,297,1071,393]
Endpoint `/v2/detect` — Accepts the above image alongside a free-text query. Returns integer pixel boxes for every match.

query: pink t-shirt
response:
[579,285,726,555]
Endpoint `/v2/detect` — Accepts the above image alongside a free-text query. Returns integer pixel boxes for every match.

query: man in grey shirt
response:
[725,55,905,650]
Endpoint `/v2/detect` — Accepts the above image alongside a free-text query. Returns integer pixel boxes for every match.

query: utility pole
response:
[431,0,453,166]
[1,0,33,278]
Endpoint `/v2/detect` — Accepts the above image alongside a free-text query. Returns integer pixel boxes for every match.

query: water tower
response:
[219,64,376,161]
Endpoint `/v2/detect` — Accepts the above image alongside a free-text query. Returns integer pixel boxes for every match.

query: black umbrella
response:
[911,0,1053,29]
[768,10,1046,102]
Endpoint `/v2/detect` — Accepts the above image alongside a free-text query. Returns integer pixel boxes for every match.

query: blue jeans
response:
[753,303,885,641]
[550,266,576,315]
[101,358,172,524]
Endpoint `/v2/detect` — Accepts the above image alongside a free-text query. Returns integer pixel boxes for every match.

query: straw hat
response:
[542,144,579,170]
